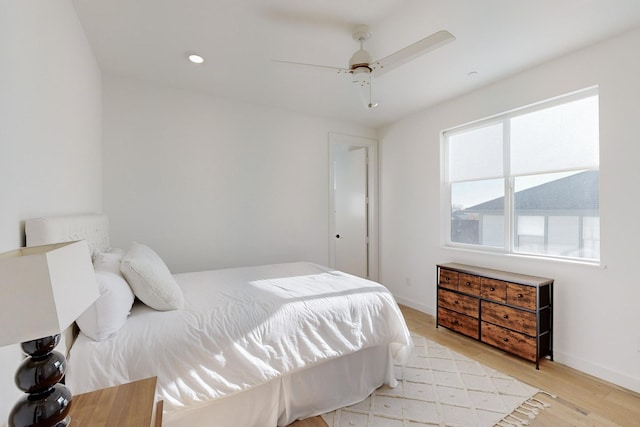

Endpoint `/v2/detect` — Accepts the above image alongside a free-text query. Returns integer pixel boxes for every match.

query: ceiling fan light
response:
[351,66,371,86]
[351,68,377,109]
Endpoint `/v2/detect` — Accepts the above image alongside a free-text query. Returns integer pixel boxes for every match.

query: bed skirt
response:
[163,344,392,427]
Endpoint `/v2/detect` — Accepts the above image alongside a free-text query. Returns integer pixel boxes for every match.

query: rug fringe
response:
[496,391,556,426]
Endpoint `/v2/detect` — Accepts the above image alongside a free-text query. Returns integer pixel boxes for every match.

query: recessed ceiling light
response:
[188,54,204,64]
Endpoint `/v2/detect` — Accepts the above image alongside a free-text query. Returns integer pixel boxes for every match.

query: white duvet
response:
[67,262,412,414]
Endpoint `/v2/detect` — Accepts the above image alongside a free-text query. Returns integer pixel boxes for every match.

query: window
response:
[444,89,600,262]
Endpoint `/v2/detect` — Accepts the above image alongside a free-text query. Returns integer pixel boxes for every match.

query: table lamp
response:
[0,240,99,427]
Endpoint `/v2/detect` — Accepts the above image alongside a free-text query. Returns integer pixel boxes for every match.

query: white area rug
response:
[322,333,549,427]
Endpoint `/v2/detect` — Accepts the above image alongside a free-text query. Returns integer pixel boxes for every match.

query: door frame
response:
[329,132,379,281]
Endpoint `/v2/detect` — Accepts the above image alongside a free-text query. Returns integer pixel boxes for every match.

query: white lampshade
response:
[0,240,99,347]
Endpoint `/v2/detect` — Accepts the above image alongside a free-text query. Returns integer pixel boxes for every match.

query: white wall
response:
[2,2,636,419]
[379,27,640,393]
[0,1,102,423]
[102,75,376,273]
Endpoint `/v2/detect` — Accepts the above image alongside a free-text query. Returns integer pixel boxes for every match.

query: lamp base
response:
[9,385,71,427]
[8,335,72,427]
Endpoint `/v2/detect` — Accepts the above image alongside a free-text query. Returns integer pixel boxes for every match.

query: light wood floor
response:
[291,305,640,427]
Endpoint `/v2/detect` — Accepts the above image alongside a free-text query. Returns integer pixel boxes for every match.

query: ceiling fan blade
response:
[372,30,455,76]
[273,59,349,74]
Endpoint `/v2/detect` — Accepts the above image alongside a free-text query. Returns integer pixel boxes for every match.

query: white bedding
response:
[67,262,412,419]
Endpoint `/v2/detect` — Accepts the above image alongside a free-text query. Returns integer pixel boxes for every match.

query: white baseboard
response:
[393,295,434,317]
[553,350,640,394]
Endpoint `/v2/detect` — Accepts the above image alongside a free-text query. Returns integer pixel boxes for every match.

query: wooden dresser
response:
[436,263,553,369]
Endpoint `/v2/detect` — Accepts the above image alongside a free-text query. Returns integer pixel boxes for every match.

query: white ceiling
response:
[72,0,640,128]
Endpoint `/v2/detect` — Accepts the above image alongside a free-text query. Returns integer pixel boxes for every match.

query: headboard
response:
[24,213,110,356]
[25,213,110,255]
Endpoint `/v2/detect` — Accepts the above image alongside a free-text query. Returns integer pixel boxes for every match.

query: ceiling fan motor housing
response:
[349,25,373,72]
[349,48,373,72]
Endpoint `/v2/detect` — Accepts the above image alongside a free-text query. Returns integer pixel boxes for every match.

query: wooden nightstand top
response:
[68,377,162,427]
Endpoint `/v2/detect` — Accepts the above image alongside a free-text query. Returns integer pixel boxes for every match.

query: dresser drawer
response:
[481,278,507,303]
[458,273,481,296]
[438,289,479,318]
[481,322,537,362]
[438,307,479,339]
[481,300,537,336]
[439,269,459,290]
[507,283,536,310]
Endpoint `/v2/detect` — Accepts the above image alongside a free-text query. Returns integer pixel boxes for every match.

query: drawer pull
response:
[453,320,459,325]
[503,337,509,342]
[490,287,495,291]
[454,300,459,305]
[503,314,509,319]
[445,277,450,282]
[517,293,523,298]
[465,281,471,286]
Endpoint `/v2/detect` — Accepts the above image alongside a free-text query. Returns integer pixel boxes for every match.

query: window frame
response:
[441,87,600,263]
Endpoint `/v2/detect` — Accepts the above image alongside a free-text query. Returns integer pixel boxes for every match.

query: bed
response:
[25,213,412,426]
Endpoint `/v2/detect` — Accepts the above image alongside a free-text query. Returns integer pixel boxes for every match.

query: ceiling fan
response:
[275,25,455,108]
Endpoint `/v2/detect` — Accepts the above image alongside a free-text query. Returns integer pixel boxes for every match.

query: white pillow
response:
[93,247,125,262]
[76,249,135,341]
[120,242,184,311]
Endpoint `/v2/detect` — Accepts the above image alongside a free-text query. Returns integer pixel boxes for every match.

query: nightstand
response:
[67,376,163,426]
